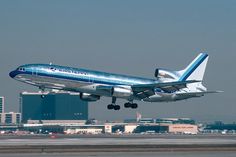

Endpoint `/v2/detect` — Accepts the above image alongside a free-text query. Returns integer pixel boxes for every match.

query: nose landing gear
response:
[107,97,121,110]
[39,86,46,99]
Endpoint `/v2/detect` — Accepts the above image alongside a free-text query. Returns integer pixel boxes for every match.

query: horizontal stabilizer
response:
[176,90,223,97]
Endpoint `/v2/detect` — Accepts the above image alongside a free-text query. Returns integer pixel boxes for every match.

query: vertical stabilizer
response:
[178,53,209,81]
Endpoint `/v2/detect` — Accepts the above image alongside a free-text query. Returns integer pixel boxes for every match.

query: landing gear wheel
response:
[107,104,114,110]
[131,103,138,109]
[114,105,120,110]
[124,102,131,108]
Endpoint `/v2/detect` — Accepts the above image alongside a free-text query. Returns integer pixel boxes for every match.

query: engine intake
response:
[154,68,177,80]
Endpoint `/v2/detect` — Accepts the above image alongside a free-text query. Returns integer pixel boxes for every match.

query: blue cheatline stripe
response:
[179,53,208,81]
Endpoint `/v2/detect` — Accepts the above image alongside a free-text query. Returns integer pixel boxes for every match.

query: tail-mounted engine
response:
[154,68,178,80]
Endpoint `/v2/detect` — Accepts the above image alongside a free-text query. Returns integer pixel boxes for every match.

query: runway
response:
[1,152,236,157]
[1,135,236,146]
[0,134,235,154]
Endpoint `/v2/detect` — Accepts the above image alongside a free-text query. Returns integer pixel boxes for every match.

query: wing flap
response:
[132,80,199,99]
[132,80,199,89]
[132,80,199,93]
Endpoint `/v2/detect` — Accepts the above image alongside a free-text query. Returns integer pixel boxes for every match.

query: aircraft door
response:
[89,74,94,83]
[32,67,37,76]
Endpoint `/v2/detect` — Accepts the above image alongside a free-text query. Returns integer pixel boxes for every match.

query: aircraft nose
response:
[9,70,17,78]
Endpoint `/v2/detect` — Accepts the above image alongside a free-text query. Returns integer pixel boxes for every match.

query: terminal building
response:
[156,118,196,125]
[20,92,88,123]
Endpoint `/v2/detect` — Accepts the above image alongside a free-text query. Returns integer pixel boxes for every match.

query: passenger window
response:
[50,67,56,71]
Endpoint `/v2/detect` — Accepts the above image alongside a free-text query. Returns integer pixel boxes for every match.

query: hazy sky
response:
[0,0,235,122]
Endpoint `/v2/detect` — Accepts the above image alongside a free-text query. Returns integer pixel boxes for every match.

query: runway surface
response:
[0,134,235,154]
[1,134,236,146]
[1,152,236,157]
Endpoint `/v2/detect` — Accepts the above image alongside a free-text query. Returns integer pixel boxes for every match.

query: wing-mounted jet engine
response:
[80,93,100,101]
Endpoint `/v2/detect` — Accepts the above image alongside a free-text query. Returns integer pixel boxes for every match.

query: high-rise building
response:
[20,92,88,123]
[0,96,4,113]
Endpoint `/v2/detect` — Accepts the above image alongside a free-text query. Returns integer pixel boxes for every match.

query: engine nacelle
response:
[80,93,100,101]
[112,87,133,98]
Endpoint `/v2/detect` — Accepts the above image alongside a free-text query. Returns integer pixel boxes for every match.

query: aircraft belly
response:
[16,74,114,97]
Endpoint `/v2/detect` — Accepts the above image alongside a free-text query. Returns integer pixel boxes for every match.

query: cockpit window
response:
[18,67,25,71]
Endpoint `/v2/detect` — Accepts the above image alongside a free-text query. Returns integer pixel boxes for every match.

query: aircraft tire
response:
[114,105,120,110]
[124,102,131,108]
[107,104,114,110]
[131,103,138,109]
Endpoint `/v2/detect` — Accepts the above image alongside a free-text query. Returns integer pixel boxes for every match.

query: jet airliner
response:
[9,53,220,110]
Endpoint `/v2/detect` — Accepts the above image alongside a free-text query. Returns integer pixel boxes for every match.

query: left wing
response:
[132,80,199,99]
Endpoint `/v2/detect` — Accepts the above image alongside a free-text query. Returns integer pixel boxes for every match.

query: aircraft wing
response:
[175,91,223,99]
[132,80,199,99]
[95,80,200,99]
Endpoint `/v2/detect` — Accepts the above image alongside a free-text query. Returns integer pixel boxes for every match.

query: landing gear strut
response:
[39,87,46,99]
[107,97,120,110]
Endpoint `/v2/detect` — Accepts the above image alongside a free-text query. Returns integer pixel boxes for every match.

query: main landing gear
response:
[107,97,138,110]
[107,97,120,110]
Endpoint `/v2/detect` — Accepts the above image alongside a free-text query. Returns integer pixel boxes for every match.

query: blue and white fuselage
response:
[9,53,219,110]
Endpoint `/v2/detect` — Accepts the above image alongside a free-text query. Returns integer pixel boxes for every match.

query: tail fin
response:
[178,53,209,81]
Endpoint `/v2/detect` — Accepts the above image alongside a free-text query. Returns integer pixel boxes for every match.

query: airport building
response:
[133,117,198,134]
[156,118,196,125]
[20,91,88,123]
[168,124,198,134]
[0,96,21,125]
[0,112,21,124]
